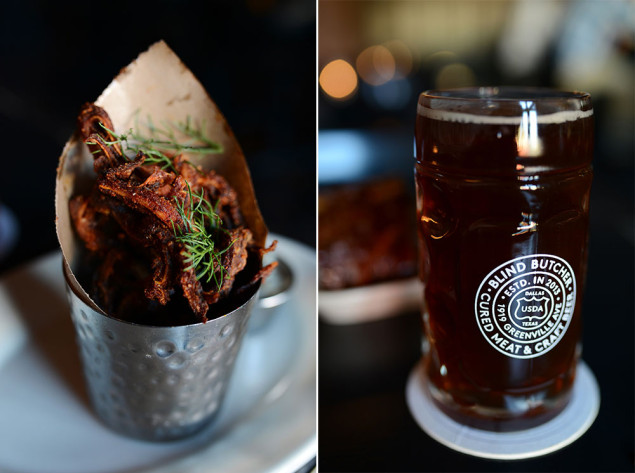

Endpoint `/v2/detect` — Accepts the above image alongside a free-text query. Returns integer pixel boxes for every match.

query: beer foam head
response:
[418,87,593,125]
[417,105,593,125]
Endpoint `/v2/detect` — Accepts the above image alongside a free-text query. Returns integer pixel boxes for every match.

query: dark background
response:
[318,1,634,472]
[0,0,316,276]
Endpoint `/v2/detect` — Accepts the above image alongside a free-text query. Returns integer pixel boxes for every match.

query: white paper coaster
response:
[406,359,600,460]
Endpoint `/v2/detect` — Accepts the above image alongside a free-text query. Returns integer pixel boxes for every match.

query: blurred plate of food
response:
[319,131,421,323]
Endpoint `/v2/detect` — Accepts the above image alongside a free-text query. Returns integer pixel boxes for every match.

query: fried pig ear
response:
[68,104,274,322]
[56,41,269,318]
[98,169,185,231]
[69,194,111,252]
[78,103,123,156]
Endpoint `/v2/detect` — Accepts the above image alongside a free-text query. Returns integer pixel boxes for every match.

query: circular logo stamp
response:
[474,254,576,359]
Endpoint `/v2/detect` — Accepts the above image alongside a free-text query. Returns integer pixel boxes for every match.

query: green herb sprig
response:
[172,184,235,287]
[94,115,223,170]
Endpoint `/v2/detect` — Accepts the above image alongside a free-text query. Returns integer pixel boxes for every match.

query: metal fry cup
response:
[63,260,259,441]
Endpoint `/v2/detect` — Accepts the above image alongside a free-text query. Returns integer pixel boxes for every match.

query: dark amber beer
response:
[414,88,593,431]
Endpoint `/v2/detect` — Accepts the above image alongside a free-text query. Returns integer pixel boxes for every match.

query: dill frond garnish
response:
[173,184,235,288]
[85,113,230,288]
[95,115,223,170]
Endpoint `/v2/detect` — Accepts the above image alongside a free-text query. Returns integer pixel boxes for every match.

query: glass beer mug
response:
[414,87,593,431]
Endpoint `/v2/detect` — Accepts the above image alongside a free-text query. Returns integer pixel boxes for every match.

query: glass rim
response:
[420,86,591,104]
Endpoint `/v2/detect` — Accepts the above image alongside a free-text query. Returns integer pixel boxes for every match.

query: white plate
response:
[319,278,421,324]
[0,234,316,473]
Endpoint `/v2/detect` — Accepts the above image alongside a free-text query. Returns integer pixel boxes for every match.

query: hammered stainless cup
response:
[63,261,259,441]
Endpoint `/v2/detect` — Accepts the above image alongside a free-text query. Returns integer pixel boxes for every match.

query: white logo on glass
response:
[474,254,576,359]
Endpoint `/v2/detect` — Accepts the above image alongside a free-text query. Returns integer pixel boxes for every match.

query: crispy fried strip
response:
[87,134,127,174]
[259,240,278,256]
[94,247,127,313]
[219,228,252,293]
[201,227,252,305]
[99,170,185,231]
[106,202,177,306]
[235,261,278,296]
[177,160,243,227]
[69,194,111,252]
[111,157,146,180]
[140,167,176,196]
[144,245,173,305]
[177,248,209,322]
[78,103,122,155]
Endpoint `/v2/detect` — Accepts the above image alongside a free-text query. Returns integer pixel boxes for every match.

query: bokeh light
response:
[319,59,358,100]
[383,40,413,77]
[435,62,476,89]
[356,45,396,86]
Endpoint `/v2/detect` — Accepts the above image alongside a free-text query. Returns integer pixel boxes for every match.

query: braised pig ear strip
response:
[98,170,186,231]
[78,103,123,156]
[70,103,275,323]
[234,240,279,296]
[175,160,244,228]
[69,194,110,253]
[85,134,127,174]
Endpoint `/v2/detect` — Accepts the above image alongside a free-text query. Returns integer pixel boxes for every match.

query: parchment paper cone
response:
[55,40,268,312]
[54,41,270,441]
